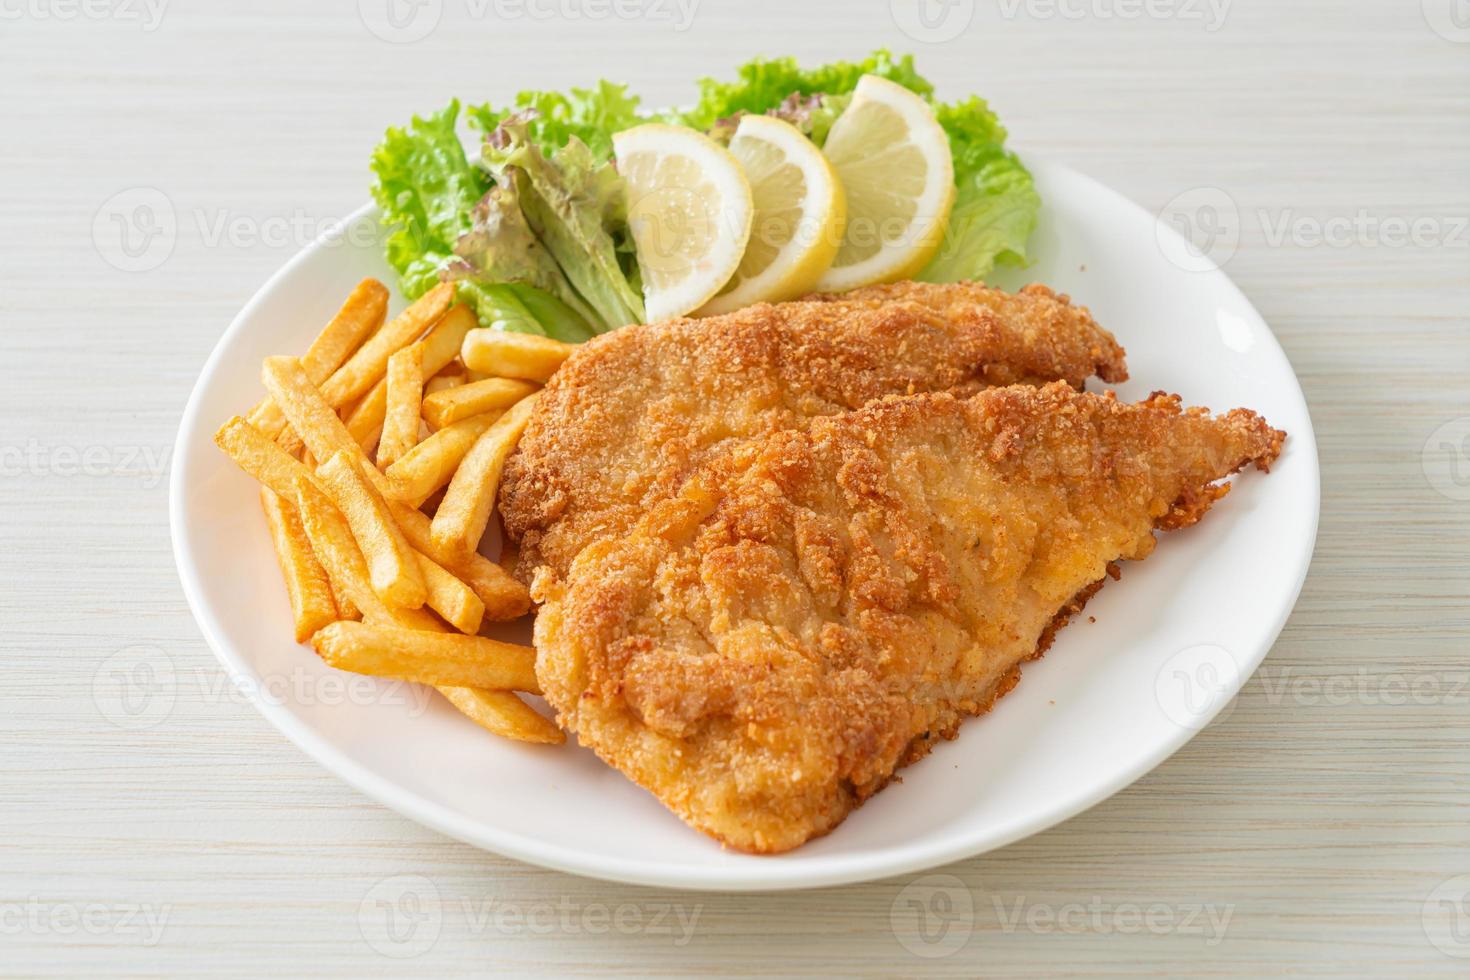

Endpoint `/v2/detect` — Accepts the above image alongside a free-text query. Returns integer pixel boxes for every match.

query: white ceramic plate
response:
[171,158,1318,891]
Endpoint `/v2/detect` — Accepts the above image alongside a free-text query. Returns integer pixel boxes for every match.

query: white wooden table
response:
[3,0,1467,974]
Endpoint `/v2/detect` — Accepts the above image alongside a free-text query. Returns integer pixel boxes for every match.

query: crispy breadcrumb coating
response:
[533,384,1283,853]
[501,281,1127,582]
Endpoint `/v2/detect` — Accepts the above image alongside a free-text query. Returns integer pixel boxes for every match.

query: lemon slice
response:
[696,115,846,316]
[613,123,753,322]
[815,74,955,292]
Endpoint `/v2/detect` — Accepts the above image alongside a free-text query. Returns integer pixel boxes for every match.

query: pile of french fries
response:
[214,278,576,745]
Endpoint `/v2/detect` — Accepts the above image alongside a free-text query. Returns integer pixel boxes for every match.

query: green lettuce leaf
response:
[919,98,1039,282]
[455,280,596,343]
[483,114,645,329]
[370,99,488,301]
[370,100,602,341]
[467,81,643,162]
[678,50,931,131]
[447,181,600,334]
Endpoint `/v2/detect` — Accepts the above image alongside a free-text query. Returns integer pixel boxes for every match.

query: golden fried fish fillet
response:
[500,281,1127,581]
[533,384,1284,853]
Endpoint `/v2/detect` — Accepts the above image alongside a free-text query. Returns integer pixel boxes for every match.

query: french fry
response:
[330,304,478,455]
[215,415,324,499]
[390,503,531,621]
[248,279,388,439]
[328,575,361,622]
[222,383,526,620]
[259,487,339,642]
[383,412,501,507]
[220,414,481,629]
[421,377,538,430]
[377,345,424,468]
[317,282,453,411]
[259,355,405,502]
[431,395,540,559]
[417,551,485,635]
[437,686,565,744]
[315,451,427,610]
[344,378,388,452]
[310,621,540,693]
[292,477,439,631]
[424,364,467,400]
[417,304,479,377]
[460,330,574,382]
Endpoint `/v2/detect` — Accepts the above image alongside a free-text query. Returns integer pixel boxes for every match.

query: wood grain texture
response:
[2,0,1467,975]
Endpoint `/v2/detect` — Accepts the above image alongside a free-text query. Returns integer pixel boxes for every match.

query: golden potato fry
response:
[416,551,485,635]
[259,356,401,501]
[418,304,478,377]
[328,575,361,622]
[424,364,467,400]
[292,477,439,631]
[242,377,525,620]
[430,395,539,558]
[344,378,388,453]
[310,621,540,693]
[389,502,531,621]
[259,487,339,642]
[383,412,501,507]
[330,304,478,455]
[315,452,426,610]
[318,282,452,410]
[421,377,538,430]
[436,686,565,744]
[248,279,388,439]
[460,330,574,382]
[215,415,323,499]
[377,345,424,468]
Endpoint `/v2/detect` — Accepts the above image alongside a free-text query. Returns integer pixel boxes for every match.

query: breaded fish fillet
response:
[500,281,1126,581]
[533,384,1284,853]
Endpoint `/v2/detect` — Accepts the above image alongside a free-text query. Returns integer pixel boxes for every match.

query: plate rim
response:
[170,157,1320,892]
